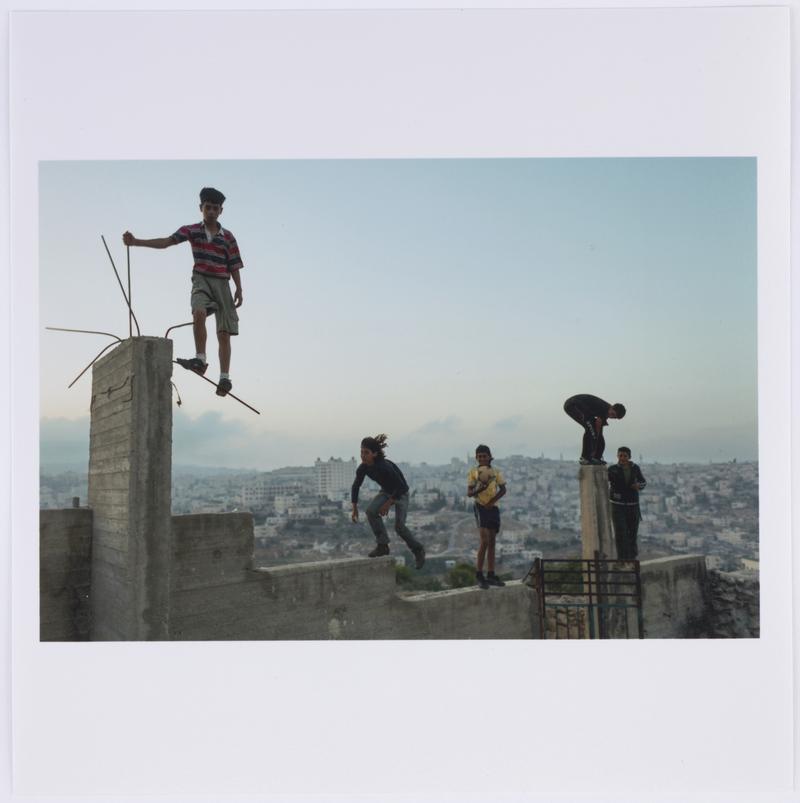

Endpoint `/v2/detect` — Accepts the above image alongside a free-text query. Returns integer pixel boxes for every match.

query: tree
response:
[395,565,413,586]
[448,562,477,589]
[427,494,447,513]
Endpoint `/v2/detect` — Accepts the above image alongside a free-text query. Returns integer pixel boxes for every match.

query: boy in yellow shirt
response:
[467,445,507,589]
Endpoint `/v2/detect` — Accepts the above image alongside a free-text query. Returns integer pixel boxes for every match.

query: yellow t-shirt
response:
[467,466,506,507]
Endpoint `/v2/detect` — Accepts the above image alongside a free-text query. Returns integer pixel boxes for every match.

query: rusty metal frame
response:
[534,555,644,640]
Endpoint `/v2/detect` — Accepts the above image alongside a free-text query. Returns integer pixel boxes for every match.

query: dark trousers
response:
[564,400,605,460]
[611,504,640,559]
[365,492,423,552]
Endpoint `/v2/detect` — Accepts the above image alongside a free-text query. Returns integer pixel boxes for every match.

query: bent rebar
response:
[165,321,193,338]
[172,361,261,415]
[100,235,141,336]
[68,341,121,388]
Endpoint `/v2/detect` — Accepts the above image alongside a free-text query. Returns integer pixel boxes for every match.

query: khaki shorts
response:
[190,272,239,335]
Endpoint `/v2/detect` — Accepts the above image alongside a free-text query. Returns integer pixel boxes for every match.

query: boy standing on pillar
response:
[607,447,647,559]
[122,187,244,397]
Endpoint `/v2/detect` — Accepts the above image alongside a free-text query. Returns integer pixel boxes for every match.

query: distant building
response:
[314,456,357,500]
[240,478,307,511]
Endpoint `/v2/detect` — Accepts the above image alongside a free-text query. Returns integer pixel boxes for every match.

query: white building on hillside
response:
[315,456,358,500]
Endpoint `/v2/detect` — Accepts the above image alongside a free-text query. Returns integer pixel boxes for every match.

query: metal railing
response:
[526,553,644,639]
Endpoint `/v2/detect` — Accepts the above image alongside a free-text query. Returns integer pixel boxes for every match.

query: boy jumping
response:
[122,187,243,397]
[351,434,426,569]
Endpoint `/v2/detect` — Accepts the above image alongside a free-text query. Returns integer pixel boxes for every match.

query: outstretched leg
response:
[217,330,231,374]
[393,495,425,568]
[365,493,391,545]
[193,309,208,357]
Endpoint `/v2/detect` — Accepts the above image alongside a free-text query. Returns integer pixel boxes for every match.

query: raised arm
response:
[122,231,175,249]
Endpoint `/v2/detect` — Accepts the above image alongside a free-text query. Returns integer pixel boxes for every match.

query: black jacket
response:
[351,457,409,503]
[607,462,647,505]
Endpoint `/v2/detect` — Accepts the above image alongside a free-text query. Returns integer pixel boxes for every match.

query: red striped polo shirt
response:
[171,222,244,278]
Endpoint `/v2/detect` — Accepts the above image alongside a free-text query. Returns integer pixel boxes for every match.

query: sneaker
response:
[368,543,390,558]
[476,571,490,590]
[486,573,506,587]
[413,545,426,570]
[176,357,208,375]
[579,457,592,465]
[591,458,607,465]
[216,378,232,397]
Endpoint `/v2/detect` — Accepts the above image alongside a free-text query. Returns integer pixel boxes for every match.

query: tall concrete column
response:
[579,465,616,560]
[88,337,173,640]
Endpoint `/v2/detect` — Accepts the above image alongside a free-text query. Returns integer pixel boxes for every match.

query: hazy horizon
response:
[40,412,757,472]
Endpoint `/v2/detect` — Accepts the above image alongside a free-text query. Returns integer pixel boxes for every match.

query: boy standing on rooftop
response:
[122,187,244,397]
[467,444,507,589]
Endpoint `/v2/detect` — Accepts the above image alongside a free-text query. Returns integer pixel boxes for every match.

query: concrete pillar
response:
[579,465,616,560]
[88,337,173,640]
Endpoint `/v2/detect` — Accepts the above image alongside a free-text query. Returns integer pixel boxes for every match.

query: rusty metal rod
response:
[46,327,125,388]
[127,245,132,338]
[172,361,261,415]
[165,321,193,338]
[68,341,121,388]
[46,327,123,342]
[100,235,141,337]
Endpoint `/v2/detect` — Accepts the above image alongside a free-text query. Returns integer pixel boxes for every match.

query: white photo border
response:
[6,5,795,802]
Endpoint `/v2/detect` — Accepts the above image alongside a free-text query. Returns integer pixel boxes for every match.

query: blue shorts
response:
[474,503,501,532]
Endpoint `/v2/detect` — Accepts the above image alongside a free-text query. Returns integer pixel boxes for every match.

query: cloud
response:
[411,416,463,435]
[492,415,524,432]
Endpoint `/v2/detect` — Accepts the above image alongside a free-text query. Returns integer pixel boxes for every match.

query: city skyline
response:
[40,157,757,468]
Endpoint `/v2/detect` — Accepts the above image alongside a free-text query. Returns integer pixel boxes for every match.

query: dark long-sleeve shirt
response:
[351,457,409,503]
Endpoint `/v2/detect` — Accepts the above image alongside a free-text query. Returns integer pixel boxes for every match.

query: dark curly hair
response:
[360,433,388,458]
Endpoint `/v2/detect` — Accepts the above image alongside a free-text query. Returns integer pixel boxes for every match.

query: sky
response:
[39,157,757,469]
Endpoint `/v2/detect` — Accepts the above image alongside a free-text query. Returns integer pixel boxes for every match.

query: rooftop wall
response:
[39,510,757,641]
[639,555,710,638]
[170,512,539,640]
[706,568,759,638]
[40,509,92,641]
